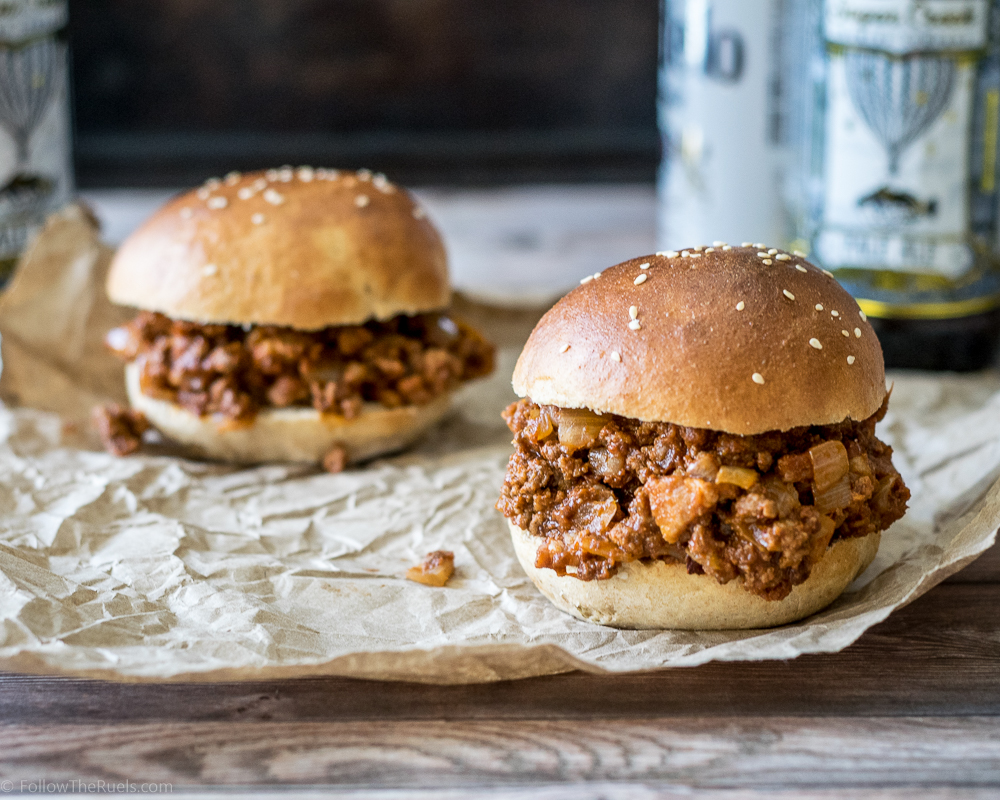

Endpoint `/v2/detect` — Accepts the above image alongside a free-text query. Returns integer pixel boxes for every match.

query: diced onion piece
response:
[558,408,606,451]
[809,441,849,490]
[716,465,758,489]
[575,497,618,535]
[533,410,554,441]
[813,474,852,514]
[589,447,625,478]
[578,533,621,559]
[646,476,719,544]
[687,452,720,481]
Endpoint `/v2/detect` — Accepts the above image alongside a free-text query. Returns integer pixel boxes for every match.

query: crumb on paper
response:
[322,444,348,474]
[406,550,455,587]
[92,404,150,456]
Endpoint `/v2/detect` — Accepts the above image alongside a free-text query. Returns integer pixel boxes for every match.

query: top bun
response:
[512,245,885,435]
[106,168,450,329]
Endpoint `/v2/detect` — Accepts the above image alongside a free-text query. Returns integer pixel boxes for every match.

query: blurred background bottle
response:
[661,0,1000,370]
[658,0,793,251]
[790,0,1000,370]
[0,0,72,286]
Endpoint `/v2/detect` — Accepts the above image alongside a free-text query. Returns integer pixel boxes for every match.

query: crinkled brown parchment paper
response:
[0,205,997,684]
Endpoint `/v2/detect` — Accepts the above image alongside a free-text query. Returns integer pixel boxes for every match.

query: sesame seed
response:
[842,330,850,337]
[809,338,823,350]
[357,169,372,181]
[822,269,835,278]
[754,242,766,249]
[634,274,648,285]
[757,252,769,257]
[207,196,227,209]
[681,251,690,257]
[204,177,221,190]
[413,206,426,219]
[752,373,765,385]
[580,275,594,284]
[783,289,795,300]
[854,328,861,338]
[278,167,293,182]
[847,355,856,365]
[594,271,602,279]
[202,264,218,276]
[795,264,807,272]
[722,245,732,250]
[693,245,703,252]
[705,247,715,253]
[794,250,807,257]
[265,169,279,181]
[768,248,778,255]
[251,213,265,225]
[611,351,622,362]
[777,253,791,261]
[237,187,254,200]
[559,343,570,353]
[263,189,285,205]
[859,311,867,321]
[665,250,679,258]
[815,304,824,311]
[179,207,193,219]
[297,167,315,182]
[741,242,753,247]
[713,240,726,247]
[196,187,210,200]
[763,259,773,265]
[629,305,638,319]
[355,194,370,208]
[629,319,641,331]
[690,253,702,258]
[374,174,395,193]
[831,310,839,317]
[253,178,268,191]
[224,171,241,185]
[736,301,745,311]
[639,262,650,269]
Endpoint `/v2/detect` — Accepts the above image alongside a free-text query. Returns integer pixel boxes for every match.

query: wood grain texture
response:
[3,581,1000,723]
[101,791,1000,800]
[1,717,998,789]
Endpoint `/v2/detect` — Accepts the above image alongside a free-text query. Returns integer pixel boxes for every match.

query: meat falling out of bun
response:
[102,167,495,467]
[497,243,909,629]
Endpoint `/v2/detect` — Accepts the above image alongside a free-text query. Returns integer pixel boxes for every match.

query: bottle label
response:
[815,0,991,284]
[0,0,71,277]
[825,0,989,53]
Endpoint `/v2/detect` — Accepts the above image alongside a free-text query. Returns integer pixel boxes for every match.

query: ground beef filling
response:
[107,311,495,422]
[497,398,909,601]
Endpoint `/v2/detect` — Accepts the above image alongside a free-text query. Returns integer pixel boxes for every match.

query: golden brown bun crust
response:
[512,247,885,434]
[510,521,879,630]
[107,169,449,329]
[126,363,450,464]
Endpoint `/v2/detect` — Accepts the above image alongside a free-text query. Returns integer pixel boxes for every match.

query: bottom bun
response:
[510,521,879,630]
[126,362,451,465]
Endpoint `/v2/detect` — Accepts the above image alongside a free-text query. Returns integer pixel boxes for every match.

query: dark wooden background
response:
[69,0,661,187]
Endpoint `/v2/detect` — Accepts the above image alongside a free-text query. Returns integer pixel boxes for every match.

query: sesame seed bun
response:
[106,168,448,329]
[510,521,879,630]
[126,363,452,465]
[512,246,885,435]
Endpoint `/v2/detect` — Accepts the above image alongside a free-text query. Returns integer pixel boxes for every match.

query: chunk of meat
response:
[93,404,150,457]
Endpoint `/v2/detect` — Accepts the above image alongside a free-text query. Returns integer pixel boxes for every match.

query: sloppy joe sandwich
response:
[102,167,494,468]
[497,244,909,629]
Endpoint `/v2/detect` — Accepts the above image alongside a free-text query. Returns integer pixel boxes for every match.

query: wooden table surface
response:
[0,539,997,798]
